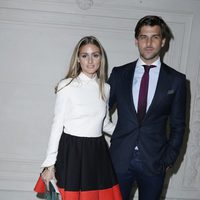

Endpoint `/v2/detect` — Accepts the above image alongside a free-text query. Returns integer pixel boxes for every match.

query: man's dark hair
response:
[135,15,173,40]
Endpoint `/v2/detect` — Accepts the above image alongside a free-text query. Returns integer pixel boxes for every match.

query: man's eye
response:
[153,36,160,39]
[139,35,146,40]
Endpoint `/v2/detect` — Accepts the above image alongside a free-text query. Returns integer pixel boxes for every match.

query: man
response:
[108,15,186,200]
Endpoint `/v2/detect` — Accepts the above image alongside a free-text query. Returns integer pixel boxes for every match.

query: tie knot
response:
[142,65,156,72]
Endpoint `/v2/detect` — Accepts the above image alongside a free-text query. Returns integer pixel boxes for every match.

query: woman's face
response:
[78,44,101,78]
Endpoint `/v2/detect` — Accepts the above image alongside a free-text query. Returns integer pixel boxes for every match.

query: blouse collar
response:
[78,72,98,83]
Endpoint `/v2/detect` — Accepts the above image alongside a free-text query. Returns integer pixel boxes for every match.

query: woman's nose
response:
[88,56,93,63]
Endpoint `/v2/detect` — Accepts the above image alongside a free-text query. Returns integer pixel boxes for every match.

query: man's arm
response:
[108,67,117,111]
[164,74,187,168]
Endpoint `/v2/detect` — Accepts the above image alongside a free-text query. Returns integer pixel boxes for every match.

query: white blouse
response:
[41,72,115,167]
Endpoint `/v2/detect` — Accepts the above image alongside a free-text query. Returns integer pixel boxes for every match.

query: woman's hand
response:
[41,165,55,190]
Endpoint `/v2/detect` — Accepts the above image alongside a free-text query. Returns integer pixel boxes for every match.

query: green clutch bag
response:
[45,180,61,200]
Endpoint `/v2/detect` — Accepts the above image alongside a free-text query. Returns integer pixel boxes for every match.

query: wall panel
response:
[0,0,200,199]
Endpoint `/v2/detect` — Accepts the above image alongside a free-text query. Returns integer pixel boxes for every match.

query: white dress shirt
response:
[41,72,115,167]
[132,57,161,112]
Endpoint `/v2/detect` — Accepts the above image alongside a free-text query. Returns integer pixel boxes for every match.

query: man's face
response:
[135,25,166,64]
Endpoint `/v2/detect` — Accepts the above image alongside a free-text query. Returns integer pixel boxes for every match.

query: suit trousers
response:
[116,150,165,200]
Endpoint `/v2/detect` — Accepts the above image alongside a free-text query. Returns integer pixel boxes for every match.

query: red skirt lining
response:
[58,184,122,200]
[34,176,122,200]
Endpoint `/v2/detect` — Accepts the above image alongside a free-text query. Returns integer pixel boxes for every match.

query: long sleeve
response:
[164,74,187,167]
[41,80,69,167]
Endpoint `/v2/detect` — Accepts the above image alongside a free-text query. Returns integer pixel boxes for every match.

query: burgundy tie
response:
[137,65,156,121]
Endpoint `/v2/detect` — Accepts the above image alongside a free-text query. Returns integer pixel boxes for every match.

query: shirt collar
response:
[135,58,161,75]
[136,57,161,68]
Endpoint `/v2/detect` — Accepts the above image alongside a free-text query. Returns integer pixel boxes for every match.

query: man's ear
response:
[161,38,166,47]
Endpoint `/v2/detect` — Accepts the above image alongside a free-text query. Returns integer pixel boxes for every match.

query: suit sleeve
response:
[108,67,117,110]
[164,74,187,167]
[102,84,116,135]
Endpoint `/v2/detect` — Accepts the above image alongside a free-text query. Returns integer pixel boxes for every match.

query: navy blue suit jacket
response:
[108,61,186,175]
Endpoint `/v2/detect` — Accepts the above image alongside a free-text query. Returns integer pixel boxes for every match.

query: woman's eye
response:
[81,54,87,58]
[93,54,100,58]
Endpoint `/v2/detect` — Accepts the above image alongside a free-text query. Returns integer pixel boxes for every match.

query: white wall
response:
[0,0,200,199]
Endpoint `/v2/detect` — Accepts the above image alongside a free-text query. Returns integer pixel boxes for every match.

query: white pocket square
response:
[167,89,174,94]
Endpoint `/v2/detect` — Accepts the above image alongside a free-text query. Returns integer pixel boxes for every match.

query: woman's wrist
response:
[45,165,55,171]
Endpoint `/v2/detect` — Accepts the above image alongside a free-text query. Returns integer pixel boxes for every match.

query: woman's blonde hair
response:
[56,36,107,100]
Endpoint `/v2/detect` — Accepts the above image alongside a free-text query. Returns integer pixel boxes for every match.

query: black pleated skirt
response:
[55,132,122,200]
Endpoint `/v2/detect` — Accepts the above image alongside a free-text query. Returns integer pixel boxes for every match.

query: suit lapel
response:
[145,63,171,119]
[126,62,138,118]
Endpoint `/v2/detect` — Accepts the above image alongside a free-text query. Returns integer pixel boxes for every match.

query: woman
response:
[34,36,122,200]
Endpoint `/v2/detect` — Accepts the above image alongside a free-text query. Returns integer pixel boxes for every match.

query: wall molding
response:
[0,0,193,74]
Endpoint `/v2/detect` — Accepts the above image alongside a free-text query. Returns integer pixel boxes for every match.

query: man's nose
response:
[146,38,152,46]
